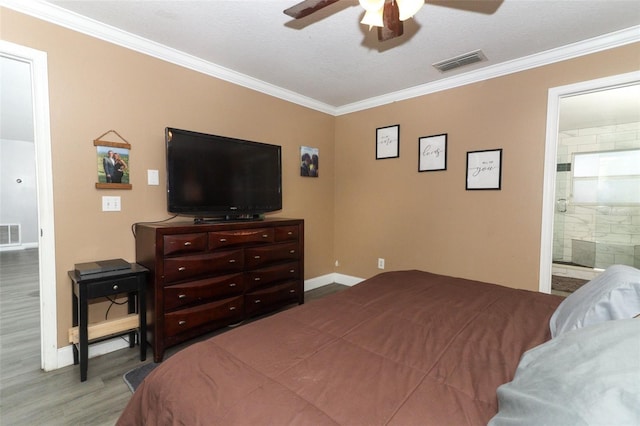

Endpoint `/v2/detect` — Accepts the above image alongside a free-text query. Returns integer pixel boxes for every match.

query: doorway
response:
[540,71,640,293]
[0,40,57,370]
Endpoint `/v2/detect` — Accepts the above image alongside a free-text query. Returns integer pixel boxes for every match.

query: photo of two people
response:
[97,146,129,184]
[300,146,319,177]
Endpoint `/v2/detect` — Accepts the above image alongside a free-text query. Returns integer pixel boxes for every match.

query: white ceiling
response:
[35,0,640,110]
[1,0,639,142]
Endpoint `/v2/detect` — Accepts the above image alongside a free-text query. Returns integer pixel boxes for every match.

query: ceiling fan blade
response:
[284,0,340,19]
[378,0,404,41]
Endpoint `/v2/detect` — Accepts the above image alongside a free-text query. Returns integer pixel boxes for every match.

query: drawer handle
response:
[289,289,296,293]
[184,241,192,246]
[289,269,295,273]
[229,306,236,311]
[229,259,236,263]
[112,284,119,291]
[178,266,186,271]
[229,283,236,287]
[178,320,186,326]
[254,277,261,281]
[288,231,293,235]
[262,234,269,238]
[254,299,261,304]
[178,294,187,299]
[289,250,296,254]
[254,255,261,259]
[219,238,227,242]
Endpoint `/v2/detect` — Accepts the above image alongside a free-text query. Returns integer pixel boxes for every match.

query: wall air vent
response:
[433,50,487,73]
[0,224,20,246]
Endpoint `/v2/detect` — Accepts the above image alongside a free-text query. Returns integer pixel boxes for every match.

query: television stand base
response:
[194,214,264,224]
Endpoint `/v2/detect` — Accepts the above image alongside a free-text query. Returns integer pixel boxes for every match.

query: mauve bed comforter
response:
[117,270,562,425]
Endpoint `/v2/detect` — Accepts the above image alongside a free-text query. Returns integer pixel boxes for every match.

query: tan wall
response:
[1,9,336,348]
[334,43,640,290]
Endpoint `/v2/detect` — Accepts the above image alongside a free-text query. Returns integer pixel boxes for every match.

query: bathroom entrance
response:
[551,83,640,293]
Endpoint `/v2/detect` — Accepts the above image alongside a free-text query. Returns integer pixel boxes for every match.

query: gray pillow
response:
[490,318,640,426]
[549,265,640,338]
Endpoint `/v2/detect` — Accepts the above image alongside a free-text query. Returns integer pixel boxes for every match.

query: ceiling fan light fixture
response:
[361,8,384,28]
[396,0,424,21]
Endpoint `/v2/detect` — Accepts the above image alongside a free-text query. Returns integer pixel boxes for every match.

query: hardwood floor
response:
[0,249,347,425]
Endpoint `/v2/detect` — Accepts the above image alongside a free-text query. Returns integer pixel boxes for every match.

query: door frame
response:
[1,40,58,370]
[539,70,640,293]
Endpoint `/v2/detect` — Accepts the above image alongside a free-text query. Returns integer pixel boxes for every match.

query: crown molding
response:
[3,1,638,117]
[335,25,640,115]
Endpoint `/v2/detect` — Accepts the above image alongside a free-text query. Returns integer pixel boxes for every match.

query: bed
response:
[117,268,640,425]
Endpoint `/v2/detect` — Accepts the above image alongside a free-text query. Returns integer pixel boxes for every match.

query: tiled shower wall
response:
[554,121,640,270]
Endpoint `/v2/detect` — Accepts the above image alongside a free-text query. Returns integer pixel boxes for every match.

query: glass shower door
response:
[553,84,640,272]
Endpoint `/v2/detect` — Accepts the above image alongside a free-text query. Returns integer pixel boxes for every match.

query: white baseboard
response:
[304,273,364,291]
[333,273,365,287]
[0,242,38,252]
[303,273,335,291]
[57,336,132,369]
[54,273,365,370]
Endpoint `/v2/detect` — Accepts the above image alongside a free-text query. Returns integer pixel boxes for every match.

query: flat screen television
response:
[166,127,282,221]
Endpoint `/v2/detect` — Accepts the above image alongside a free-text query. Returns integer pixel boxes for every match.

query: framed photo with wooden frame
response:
[418,133,447,172]
[95,130,132,189]
[376,124,400,159]
[466,148,502,190]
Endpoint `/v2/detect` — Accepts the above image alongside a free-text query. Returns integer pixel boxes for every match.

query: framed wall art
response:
[376,124,399,159]
[418,133,447,172]
[300,146,319,177]
[94,130,132,189]
[466,148,502,190]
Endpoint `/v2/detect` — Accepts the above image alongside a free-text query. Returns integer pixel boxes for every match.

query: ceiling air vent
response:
[433,50,487,73]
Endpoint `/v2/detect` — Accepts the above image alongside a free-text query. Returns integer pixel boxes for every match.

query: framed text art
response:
[466,148,502,190]
[376,124,400,159]
[94,130,132,189]
[419,133,447,172]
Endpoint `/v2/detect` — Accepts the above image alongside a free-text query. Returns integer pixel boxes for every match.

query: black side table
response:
[68,263,148,382]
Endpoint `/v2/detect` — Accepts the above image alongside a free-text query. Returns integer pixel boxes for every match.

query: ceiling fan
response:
[284,0,425,42]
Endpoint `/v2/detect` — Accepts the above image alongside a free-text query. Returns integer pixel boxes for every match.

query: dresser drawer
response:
[245,242,300,269]
[244,261,299,291]
[85,276,139,298]
[163,233,208,256]
[163,250,244,284]
[245,281,300,316]
[209,228,274,249]
[164,296,244,338]
[275,226,299,242]
[164,273,244,311]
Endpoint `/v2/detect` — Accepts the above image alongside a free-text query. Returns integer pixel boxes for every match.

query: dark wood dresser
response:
[135,218,304,362]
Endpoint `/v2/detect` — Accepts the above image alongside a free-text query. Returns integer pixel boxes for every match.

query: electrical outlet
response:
[102,196,121,211]
[377,258,385,269]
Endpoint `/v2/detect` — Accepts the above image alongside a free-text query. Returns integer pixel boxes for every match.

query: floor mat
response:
[123,362,158,393]
[551,275,588,293]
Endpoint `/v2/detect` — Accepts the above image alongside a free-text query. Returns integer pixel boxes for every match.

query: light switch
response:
[147,169,159,186]
[102,196,121,211]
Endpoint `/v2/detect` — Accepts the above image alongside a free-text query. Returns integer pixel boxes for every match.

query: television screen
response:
[166,127,282,220]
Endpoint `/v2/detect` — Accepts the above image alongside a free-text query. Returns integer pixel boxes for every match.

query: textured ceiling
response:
[38,0,640,110]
